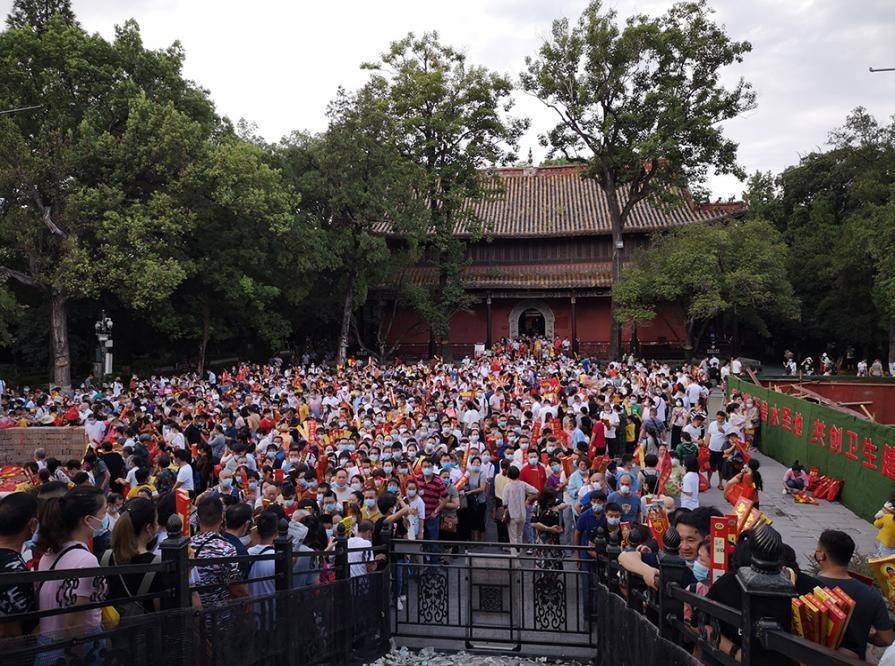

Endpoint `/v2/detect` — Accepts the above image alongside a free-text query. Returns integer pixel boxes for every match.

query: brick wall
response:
[0,428,87,466]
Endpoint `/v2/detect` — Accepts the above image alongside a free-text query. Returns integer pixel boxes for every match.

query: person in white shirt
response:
[403,480,426,540]
[706,411,731,490]
[173,449,194,494]
[680,456,700,510]
[247,511,278,600]
[347,521,375,578]
[84,413,106,445]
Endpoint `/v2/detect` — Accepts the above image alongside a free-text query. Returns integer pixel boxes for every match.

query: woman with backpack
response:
[35,486,108,660]
[102,498,165,613]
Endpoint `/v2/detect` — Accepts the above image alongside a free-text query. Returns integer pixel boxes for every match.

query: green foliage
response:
[362,32,528,339]
[6,0,75,32]
[760,108,895,352]
[615,218,799,346]
[522,0,755,208]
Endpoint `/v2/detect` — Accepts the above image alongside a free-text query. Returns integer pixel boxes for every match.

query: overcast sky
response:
[5,0,894,198]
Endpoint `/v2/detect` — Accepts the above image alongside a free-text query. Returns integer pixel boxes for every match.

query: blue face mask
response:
[606,516,620,526]
[591,502,604,513]
[692,560,710,583]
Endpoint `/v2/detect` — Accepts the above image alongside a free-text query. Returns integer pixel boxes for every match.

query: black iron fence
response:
[0,517,872,666]
[388,539,595,657]
[588,523,865,666]
[0,516,390,666]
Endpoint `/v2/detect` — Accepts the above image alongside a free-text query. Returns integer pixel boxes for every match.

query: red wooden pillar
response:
[571,293,578,353]
[486,294,493,348]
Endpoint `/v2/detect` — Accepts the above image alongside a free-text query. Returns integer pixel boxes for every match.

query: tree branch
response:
[31,187,65,237]
[0,265,38,287]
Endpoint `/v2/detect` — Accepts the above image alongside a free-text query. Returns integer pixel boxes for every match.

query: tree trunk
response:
[49,291,71,391]
[337,276,355,366]
[605,184,624,361]
[198,302,210,376]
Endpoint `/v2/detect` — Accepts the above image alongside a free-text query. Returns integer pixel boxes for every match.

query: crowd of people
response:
[0,337,891,662]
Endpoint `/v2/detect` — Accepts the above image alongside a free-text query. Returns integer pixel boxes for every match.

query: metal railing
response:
[588,524,865,666]
[0,516,391,666]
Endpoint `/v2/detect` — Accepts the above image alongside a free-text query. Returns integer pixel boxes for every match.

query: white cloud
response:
[4,0,895,198]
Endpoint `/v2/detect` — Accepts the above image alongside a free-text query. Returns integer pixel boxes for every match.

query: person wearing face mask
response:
[36,486,108,640]
[416,461,447,560]
[361,488,383,523]
[102,498,165,613]
[459,456,489,542]
[403,480,426,541]
[606,473,641,524]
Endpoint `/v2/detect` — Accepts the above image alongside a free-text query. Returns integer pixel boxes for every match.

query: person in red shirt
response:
[519,450,547,492]
[589,419,606,458]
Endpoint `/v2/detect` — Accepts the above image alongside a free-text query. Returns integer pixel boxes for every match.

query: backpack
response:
[100,550,160,621]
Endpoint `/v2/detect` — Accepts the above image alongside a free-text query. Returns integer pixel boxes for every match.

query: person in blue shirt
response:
[606,472,641,524]
[573,491,607,561]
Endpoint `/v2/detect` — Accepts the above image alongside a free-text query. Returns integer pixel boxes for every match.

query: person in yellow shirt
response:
[874,502,895,556]
[361,487,383,524]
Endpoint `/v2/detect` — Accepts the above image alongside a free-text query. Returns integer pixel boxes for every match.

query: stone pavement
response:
[369,647,583,665]
[698,449,878,567]
[704,389,879,568]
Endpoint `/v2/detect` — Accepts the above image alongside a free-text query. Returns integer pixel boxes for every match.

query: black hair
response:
[0,492,38,536]
[36,485,106,553]
[780,543,800,572]
[747,459,763,491]
[196,495,225,528]
[605,502,622,514]
[818,530,855,567]
[683,455,699,473]
[224,502,253,531]
[507,466,520,480]
[255,511,279,539]
[644,454,658,468]
[377,492,398,515]
[676,506,722,538]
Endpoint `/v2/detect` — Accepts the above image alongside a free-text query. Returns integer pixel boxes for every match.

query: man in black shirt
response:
[814,530,893,660]
[99,441,127,493]
[0,492,38,637]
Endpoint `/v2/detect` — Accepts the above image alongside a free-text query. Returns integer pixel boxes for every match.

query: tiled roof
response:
[374,164,743,239]
[402,262,612,290]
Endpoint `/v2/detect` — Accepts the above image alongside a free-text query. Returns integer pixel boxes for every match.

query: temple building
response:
[379,164,743,359]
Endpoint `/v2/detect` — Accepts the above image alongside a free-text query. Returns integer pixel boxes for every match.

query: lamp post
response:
[94,311,113,379]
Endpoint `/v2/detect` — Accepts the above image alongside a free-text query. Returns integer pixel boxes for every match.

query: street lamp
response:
[94,311,114,379]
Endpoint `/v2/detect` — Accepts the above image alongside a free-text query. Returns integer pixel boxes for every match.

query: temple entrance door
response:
[519,309,546,337]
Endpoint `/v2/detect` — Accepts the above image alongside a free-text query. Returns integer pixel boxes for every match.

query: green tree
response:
[6,0,76,33]
[522,0,755,359]
[769,108,895,359]
[139,132,309,374]
[0,16,214,389]
[362,32,527,350]
[615,218,799,356]
[278,83,427,365]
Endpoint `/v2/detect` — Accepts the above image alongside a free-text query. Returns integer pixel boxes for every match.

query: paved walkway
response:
[705,389,878,568]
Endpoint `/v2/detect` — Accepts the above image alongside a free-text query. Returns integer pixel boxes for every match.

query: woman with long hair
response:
[35,486,108,660]
[102,497,165,613]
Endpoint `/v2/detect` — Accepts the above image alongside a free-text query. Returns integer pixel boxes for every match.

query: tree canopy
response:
[362,32,527,346]
[615,218,799,354]
[522,0,754,358]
